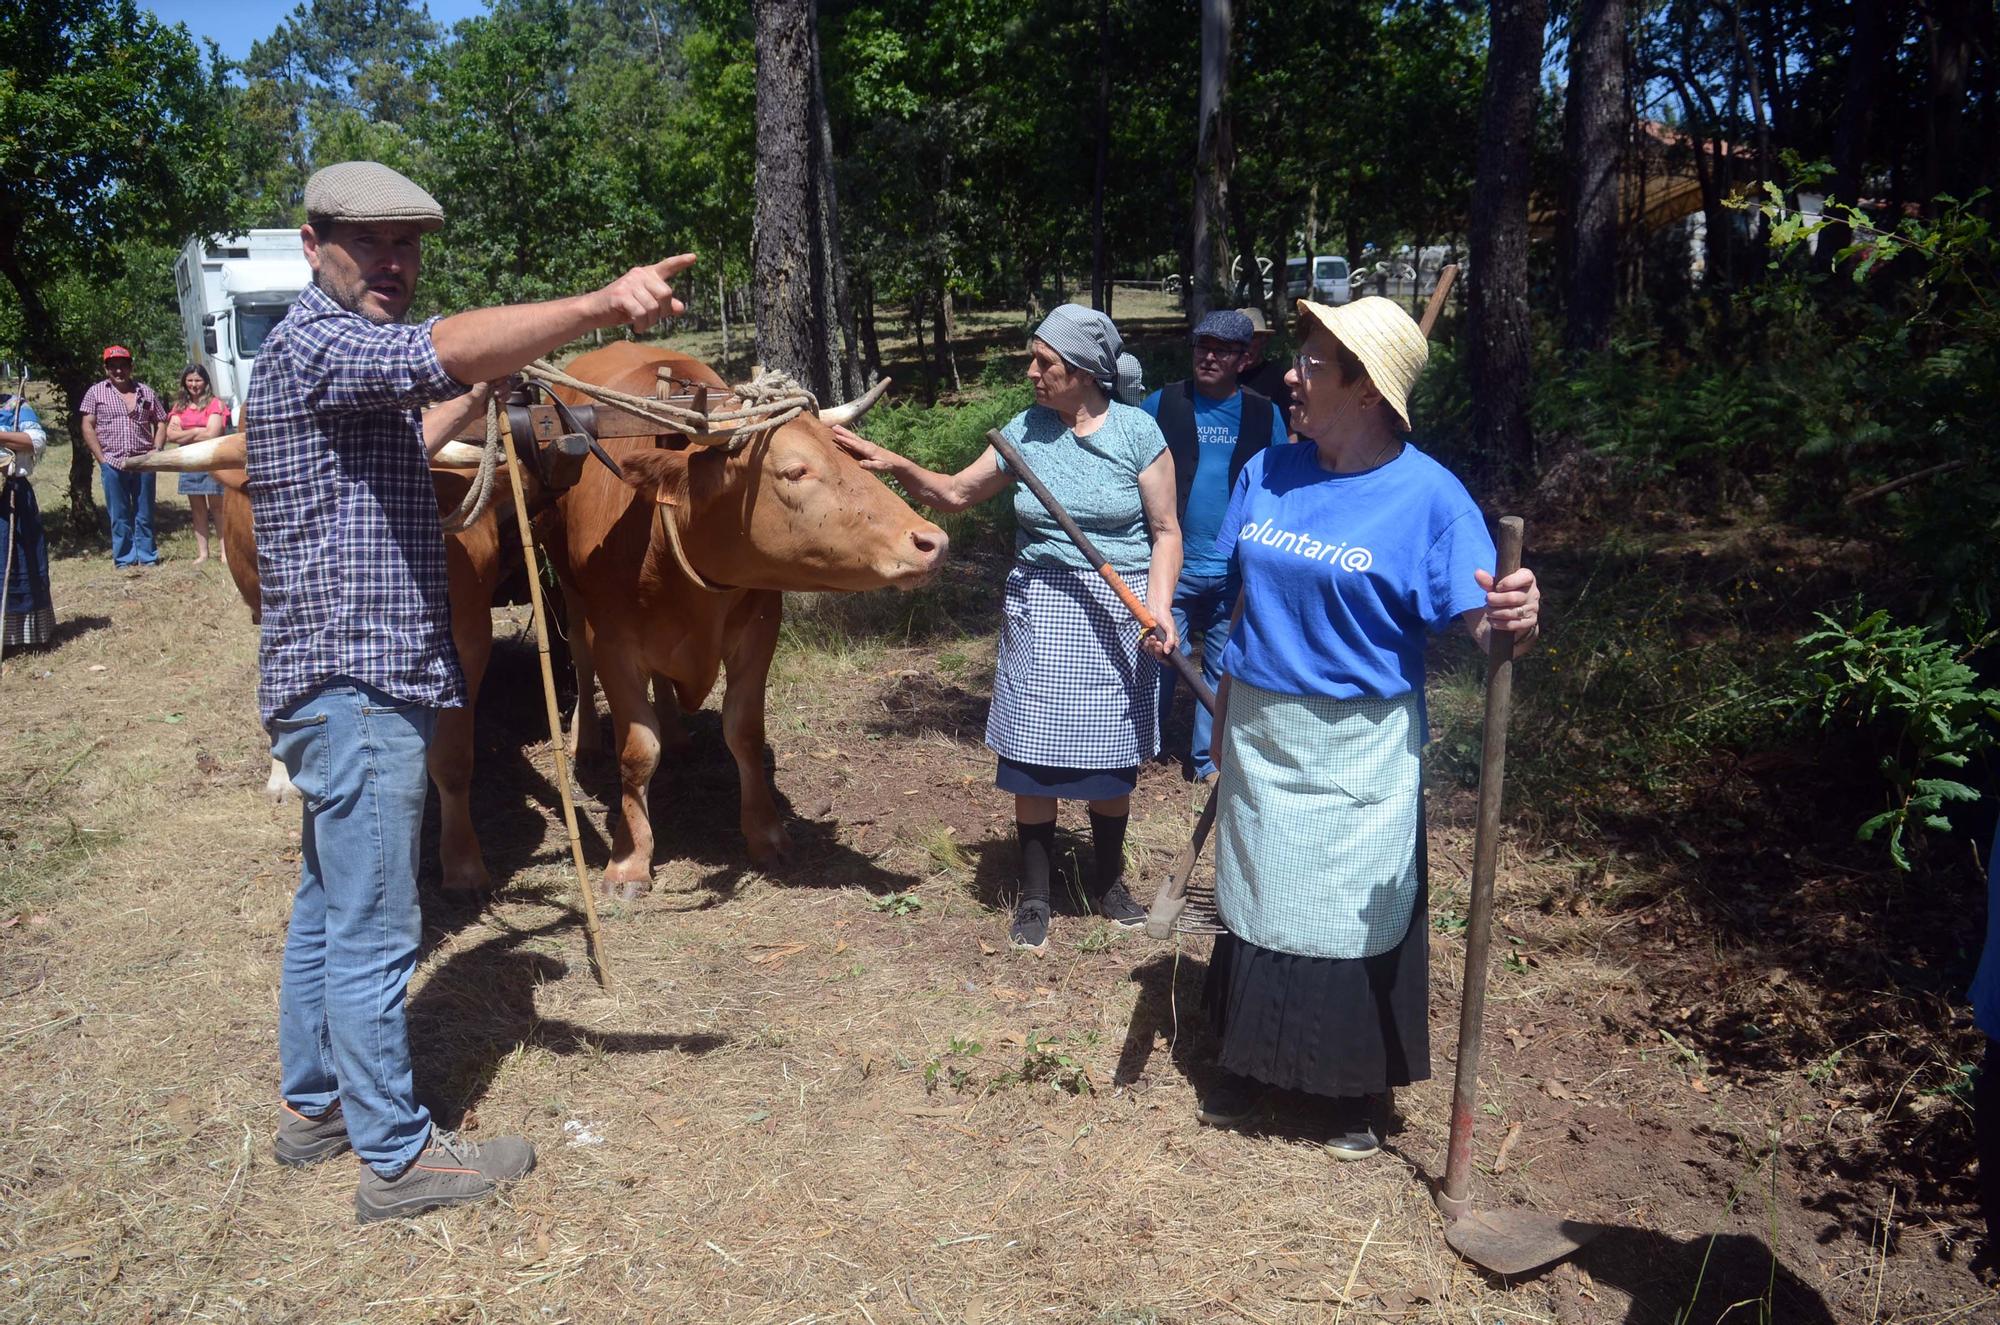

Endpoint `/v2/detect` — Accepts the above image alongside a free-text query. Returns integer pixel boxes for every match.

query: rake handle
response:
[1440,514,1523,1220]
[985,428,1215,713]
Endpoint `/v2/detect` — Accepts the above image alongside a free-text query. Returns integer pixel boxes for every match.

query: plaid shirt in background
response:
[79,379,166,465]
[245,282,470,724]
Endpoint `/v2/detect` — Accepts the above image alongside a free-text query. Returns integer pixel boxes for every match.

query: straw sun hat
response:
[1295,296,1428,432]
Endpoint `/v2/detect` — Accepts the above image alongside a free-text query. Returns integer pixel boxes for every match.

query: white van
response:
[1283,254,1352,305]
[173,230,312,424]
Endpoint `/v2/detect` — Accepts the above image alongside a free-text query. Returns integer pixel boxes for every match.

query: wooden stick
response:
[495,401,612,987]
[1419,264,1460,338]
[984,428,1216,712]
[1439,515,1524,1220]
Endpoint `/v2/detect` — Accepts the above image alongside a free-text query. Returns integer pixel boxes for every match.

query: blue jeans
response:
[271,679,438,1175]
[1157,568,1237,779]
[100,463,158,566]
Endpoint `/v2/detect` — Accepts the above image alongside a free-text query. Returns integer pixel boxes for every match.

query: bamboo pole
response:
[494,402,612,987]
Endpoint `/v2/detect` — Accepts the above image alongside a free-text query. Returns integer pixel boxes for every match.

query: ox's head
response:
[619,408,948,593]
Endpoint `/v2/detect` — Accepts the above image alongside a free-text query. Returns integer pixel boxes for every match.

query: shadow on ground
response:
[407,915,728,1124]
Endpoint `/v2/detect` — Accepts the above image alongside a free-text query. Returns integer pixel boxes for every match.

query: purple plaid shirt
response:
[245,282,470,724]
[79,380,165,464]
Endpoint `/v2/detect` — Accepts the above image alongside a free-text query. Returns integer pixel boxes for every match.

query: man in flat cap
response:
[1141,309,1286,784]
[251,160,696,1222]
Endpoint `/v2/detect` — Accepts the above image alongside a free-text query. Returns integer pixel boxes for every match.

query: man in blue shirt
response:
[258,160,696,1222]
[1143,309,1287,781]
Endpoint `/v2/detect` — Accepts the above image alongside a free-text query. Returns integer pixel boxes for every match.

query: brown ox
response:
[131,438,510,895]
[542,343,947,896]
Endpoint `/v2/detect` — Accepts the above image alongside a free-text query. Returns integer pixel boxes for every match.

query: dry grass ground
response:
[0,422,1990,1324]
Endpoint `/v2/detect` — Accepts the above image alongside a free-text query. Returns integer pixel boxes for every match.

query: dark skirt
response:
[1204,875,1431,1099]
[995,756,1138,800]
[2,475,55,649]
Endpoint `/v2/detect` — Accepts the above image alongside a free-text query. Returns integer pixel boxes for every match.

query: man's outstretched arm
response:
[429,254,697,385]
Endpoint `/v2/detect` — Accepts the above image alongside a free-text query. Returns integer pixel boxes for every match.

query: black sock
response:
[1088,810,1129,893]
[1017,819,1055,905]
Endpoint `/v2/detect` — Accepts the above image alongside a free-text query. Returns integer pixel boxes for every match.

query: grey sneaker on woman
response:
[1096,879,1146,928]
[1010,898,1052,952]
[274,1100,351,1167]
[354,1129,536,1223]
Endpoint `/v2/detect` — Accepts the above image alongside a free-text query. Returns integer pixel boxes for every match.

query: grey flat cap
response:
[304,161,444,231]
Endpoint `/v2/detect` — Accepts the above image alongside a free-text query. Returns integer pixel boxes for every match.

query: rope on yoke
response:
[513,359,818,451]
[437,362,819,533]
[441,397,504,532]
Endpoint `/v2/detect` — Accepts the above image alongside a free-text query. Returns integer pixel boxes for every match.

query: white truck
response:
[173,230,312,423]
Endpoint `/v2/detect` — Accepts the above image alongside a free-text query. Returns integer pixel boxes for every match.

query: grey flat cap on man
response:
[304,161,445,232]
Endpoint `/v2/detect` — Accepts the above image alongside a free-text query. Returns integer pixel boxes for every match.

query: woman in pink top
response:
[164,364,231,564]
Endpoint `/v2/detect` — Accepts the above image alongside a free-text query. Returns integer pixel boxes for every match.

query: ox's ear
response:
[616,448,683,497]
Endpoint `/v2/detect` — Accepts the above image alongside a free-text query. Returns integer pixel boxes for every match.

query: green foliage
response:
[923,1035,983,1094]
[1774,605,2000,870]
[994,1031,1095,1096]
[0,0,240,525]
[869,890,924,916]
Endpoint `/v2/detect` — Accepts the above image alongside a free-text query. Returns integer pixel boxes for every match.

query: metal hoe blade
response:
[1443,1209,1606,1277]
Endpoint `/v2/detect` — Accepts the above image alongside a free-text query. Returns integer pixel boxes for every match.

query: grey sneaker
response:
[1010,898,1052,952]
[274,1100,351,1167]
[1096,879,1145,928]
[354,1129,536,1223]
[1326,1098,1381,1160]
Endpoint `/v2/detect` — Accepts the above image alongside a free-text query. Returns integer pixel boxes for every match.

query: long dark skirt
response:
[1,476,54,649]
[1204,874,1431,1099]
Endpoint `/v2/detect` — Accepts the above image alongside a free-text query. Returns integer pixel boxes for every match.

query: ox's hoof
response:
[265,758,300,805]
[596,876,653,904]
[598,861,654,903]
[441,860,493,896]
[745,822,793,867]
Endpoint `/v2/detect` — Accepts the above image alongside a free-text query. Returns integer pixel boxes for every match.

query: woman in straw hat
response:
[834,305,1181,954]
[1196,296,1540,1157]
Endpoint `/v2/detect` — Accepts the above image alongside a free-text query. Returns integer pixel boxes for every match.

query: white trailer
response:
[173,230,312,424]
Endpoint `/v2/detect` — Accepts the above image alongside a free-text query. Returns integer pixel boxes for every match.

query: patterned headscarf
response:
[1032,304,1124,396]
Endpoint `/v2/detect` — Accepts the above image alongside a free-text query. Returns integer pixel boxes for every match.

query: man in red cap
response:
[79,346,167,567]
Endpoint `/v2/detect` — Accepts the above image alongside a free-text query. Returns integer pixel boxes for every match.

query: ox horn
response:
[429,440,511,469]
[819,377,893,428]
[125,434,247,471]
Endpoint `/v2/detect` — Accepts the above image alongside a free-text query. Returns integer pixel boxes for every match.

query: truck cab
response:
[1284,254,1352,306]
[174,231,312,424]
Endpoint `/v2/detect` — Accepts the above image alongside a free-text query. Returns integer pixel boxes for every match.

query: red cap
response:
[102,345,132,361]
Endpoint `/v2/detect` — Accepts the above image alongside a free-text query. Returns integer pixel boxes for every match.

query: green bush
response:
[1772,604,2000,869]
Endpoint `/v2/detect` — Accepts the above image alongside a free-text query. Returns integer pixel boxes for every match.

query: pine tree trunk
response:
[1091,0,1112,310]
[1826,0,1891,263]
[1561,0,1625,355]
[1468,0,1548,478]
[752,0,859,401]
[1190,0,1234,320]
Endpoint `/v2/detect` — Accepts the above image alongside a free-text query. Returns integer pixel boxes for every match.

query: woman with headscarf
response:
[833,306,1181,952]
[1197,297,1540,1157]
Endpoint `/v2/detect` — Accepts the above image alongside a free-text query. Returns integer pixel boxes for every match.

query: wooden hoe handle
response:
[985,428,1217,714]
[1440,514,1524,1218]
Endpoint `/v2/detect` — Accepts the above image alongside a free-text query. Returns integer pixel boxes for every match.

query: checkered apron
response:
[984,563,1161,769]
[1212,681,1423,959]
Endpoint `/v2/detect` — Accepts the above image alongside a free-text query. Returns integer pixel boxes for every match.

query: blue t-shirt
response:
[995,402,1168,573]
[1142,387,1288,575]
[1216,441,1496,700]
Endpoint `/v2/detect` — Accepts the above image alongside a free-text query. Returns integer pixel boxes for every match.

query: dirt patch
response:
[0,475,1991,1322]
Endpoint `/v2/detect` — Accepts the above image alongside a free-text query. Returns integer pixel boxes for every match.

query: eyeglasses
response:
[1293,352,1333,384]
[1192,340,1244,362]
